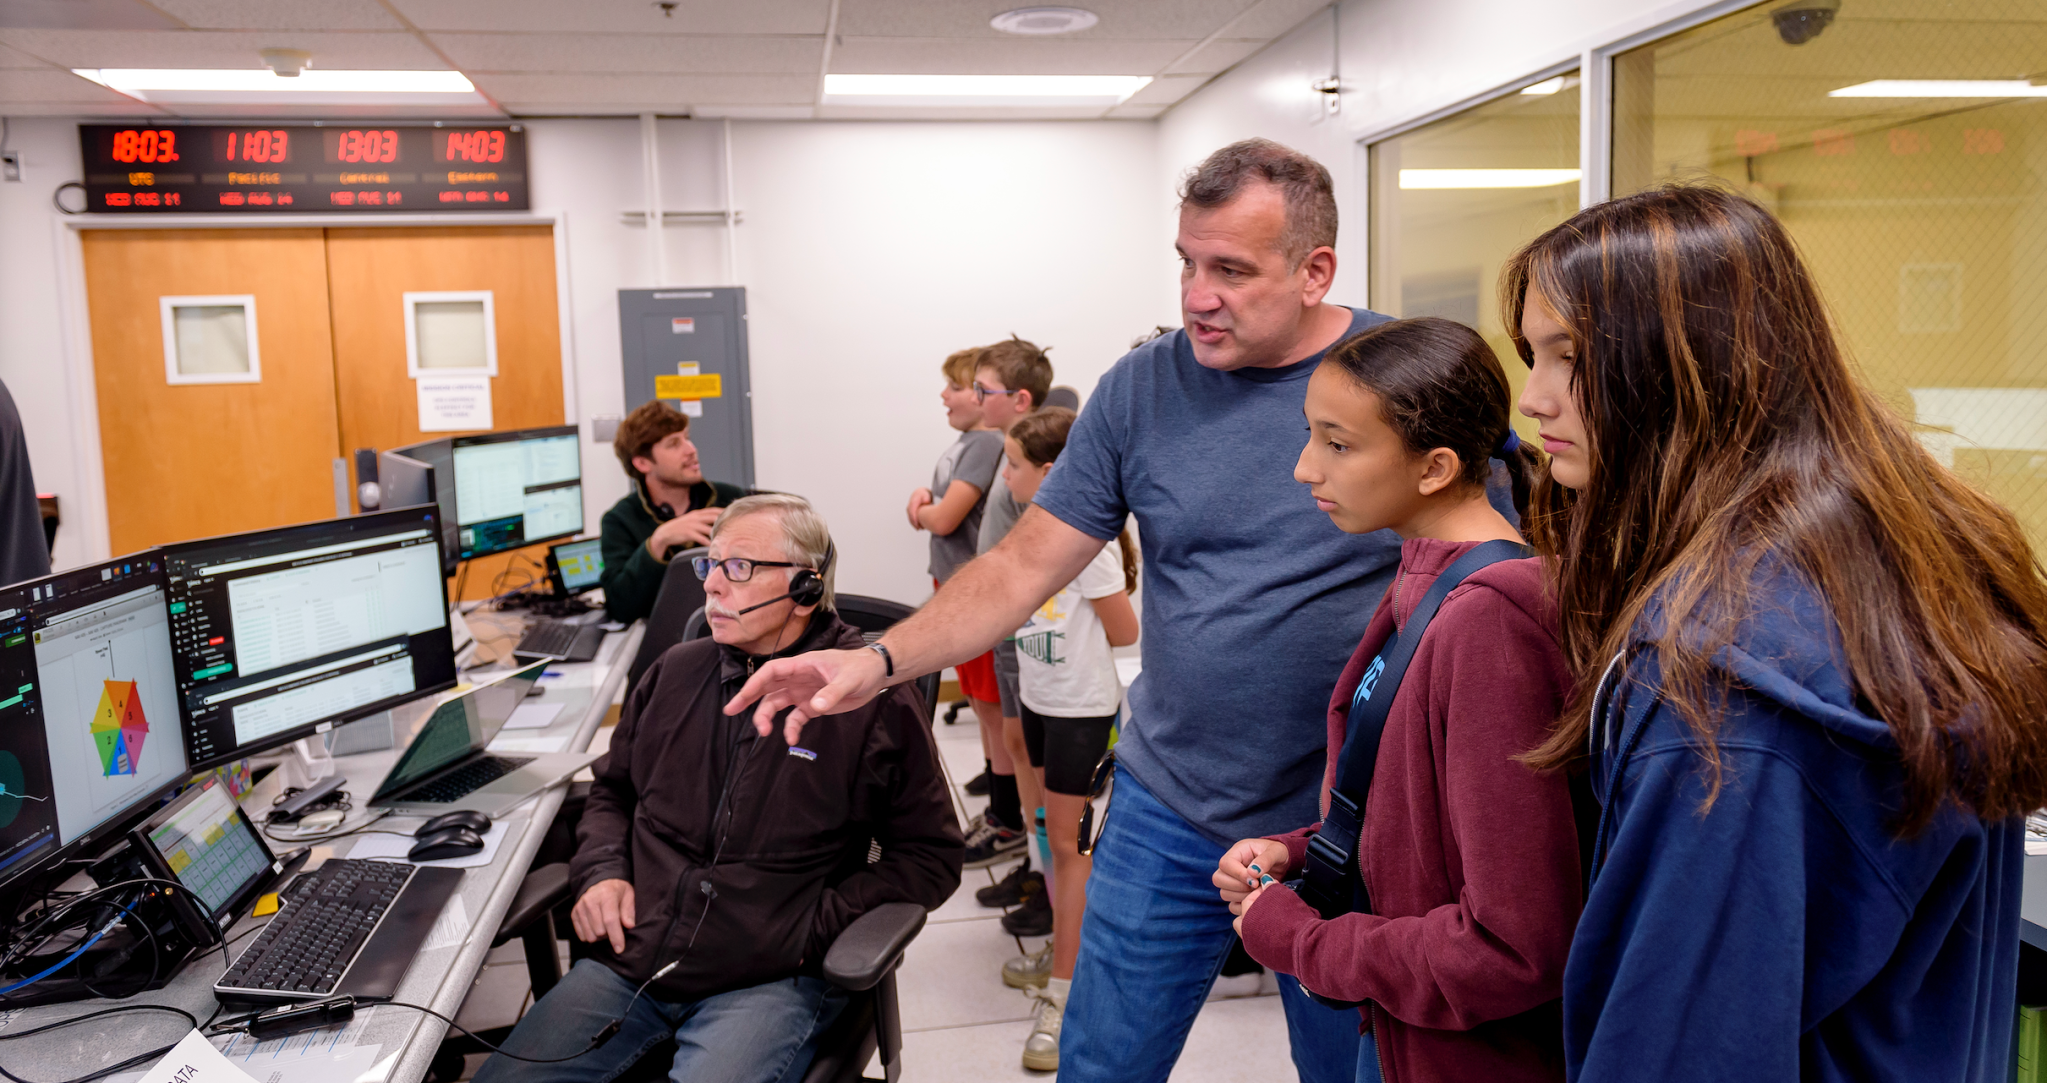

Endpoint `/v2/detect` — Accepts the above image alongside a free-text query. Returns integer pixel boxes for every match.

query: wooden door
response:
[323,226,564,598]
[80,229,343,555]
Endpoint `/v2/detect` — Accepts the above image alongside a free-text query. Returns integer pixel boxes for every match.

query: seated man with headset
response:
[475,494,964,1083]
[598,400,748,624]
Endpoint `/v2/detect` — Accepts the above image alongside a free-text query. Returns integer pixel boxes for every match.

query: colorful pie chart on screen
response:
[90,679,149,777]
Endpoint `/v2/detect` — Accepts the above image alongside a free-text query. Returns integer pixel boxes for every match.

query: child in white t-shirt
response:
[1000,406,1139,1072]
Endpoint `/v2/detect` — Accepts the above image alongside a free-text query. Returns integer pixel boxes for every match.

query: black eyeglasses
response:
[972,381,1021,403]
[1076,750,1116,857]
[691,556,800,583]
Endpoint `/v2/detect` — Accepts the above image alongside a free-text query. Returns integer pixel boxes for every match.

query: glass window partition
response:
[1613,0,2047,550]
[1368,72,1581,434]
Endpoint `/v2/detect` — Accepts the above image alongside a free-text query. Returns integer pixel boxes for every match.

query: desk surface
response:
[0,621,643,1083]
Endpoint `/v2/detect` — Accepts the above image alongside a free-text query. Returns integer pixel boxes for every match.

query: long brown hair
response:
[1505,185,2047,832]
[1325,316,1545,517]
[1011,407,1139,594]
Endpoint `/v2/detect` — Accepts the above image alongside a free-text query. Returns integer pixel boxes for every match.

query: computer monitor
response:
[448,425,582,560]
[386,439,458,578]
[0,585,58,889]
[547,538,604,595]
[18,555,191,865]
[162,507,458,770]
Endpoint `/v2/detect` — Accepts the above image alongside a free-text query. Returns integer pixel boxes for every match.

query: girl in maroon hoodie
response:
[1214,317,1580,1083]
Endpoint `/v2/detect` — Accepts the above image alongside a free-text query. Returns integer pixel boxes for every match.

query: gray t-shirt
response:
[927,429,1003,582]
[977,473,1026,555]
[1034,309,1515,843]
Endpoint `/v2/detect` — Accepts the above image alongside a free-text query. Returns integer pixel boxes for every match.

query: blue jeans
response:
[1063,767,1363,1083]
[471,958,848,1083]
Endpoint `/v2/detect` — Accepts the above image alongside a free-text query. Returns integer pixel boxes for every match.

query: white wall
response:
[0,114,1171,608]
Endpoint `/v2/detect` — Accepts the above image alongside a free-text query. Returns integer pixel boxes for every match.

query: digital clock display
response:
[79,124,528,214]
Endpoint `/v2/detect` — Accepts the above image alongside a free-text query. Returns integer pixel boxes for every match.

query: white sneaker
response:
[1021,989,1065,1071]
[1002,942,1052,989]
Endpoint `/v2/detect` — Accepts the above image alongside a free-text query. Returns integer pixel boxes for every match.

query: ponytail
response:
[1114,527,1139,595]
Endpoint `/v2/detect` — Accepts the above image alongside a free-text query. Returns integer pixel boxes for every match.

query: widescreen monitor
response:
[449,425,582,560]
[5,555,192,884]
[162,507,457,770]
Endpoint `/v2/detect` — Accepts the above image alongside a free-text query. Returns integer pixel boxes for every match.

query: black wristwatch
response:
[865,642,895,679]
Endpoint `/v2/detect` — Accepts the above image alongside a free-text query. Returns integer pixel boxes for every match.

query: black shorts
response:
[1019,703,1115,796]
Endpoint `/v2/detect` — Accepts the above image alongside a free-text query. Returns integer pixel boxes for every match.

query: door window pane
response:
[1369,73,1580,426]
[1612,0,2047,549]
[404,291,497,376]
[159,295,260,385]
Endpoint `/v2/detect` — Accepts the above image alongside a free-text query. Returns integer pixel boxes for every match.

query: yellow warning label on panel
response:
[656,374,723,400]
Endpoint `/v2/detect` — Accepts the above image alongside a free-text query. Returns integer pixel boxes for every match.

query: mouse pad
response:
[344,820,511,868]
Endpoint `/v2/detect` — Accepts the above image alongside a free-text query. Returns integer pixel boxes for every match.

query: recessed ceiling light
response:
[1399,169,1581,190]
[822,74,1148,106]
[74,67,479,104]
[1831,79,2047,98]
[991,7,1099,35]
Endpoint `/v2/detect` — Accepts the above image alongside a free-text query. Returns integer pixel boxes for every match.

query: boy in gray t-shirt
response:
[920,427,1003,581]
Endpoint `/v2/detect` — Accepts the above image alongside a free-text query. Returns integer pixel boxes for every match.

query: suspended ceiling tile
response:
[1225,0,1333,41]
[1121,72,1207,105]
[834,0,1256,40]
[0,27,448,68]
[474,72,816,106]
[690,104,817,118]
[436,32,822,75]
[390,0,830,35]
[0,0,181,30]
[0,39,44,64]
[1104,102,1167,118]
[0,65,151,101]
[830,36,1192,76]
[1160,37,1266,75]
[813,101,1120,119]
[146,0,407,31]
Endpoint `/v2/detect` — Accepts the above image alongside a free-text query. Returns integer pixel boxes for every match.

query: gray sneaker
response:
[1021,988,1065,1071]
[1002,942,1052,989]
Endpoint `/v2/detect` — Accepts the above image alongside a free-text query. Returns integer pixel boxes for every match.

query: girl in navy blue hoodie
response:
[1508,185,2047,1083]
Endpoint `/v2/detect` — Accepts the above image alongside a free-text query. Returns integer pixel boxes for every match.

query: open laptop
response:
[368,662,600,817]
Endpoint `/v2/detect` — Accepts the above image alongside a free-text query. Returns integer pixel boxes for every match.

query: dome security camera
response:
[1771,0,1840,45]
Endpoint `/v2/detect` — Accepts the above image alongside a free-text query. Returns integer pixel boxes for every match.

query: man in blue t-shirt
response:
[730,140,1397,1083]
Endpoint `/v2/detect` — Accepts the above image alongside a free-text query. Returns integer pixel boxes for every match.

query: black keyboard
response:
[513,618,605,662]
[216,858,459,1005]
[400,754,531,804]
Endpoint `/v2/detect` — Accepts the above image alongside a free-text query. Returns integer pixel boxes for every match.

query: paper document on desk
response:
[344,820,509,869]
[490,733,570,754]
[213,1008,385,1083]
[141,1030,259,1083]
[503,702,565,730]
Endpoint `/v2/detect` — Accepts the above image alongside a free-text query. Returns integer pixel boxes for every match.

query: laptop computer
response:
[368,662,600,817]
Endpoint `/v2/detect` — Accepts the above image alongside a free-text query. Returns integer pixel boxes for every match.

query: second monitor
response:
[450,425,582,560]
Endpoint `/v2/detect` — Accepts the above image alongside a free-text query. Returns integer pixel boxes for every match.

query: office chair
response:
[624,545,708,695]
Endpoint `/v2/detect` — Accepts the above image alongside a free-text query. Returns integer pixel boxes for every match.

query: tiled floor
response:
[454,705,1297,1081]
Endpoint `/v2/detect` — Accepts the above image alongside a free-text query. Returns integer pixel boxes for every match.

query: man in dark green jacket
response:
[599,401,743,623]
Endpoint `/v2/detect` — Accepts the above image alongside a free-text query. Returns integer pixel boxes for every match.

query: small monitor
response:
[21,555,190,857]
[133,775,274,932]
[163,507,458,770]
[449,425,582,560]
[548,538,604,595]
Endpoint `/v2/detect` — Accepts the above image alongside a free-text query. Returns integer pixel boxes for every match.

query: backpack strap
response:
[1297,539,1532,921]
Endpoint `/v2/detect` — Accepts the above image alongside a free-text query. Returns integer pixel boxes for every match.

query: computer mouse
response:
[416,809,491,838]
[408,827,485,862]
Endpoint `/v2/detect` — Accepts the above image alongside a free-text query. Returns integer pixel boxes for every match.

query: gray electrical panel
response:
[616,287,755,489]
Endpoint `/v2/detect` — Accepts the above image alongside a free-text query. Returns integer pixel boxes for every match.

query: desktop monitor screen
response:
[163,507,458,770]
[0,586,58,888]
[22,555,190,856]
[449,426,582,560]
[549,538,604,594]
[387,439,458,577]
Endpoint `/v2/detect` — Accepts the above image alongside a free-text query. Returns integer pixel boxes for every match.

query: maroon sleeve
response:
[1240,579,1580,1031]
[1265,826,1314,874]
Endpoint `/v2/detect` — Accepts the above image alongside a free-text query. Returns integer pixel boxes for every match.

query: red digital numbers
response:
[224,129,291,163]
[441,130,506,163]
[329,129,399,164]
[109,129,178,163]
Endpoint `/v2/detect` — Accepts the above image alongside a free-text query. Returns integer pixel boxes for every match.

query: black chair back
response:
[682,593,939,720]
[626,546,708,695]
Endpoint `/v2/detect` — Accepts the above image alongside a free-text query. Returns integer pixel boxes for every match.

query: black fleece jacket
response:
[571,612,962,1000]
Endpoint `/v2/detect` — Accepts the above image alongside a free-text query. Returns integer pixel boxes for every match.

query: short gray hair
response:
[711,493,836,611]
[1178,138,1337,269]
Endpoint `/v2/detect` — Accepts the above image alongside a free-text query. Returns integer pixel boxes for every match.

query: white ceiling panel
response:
[0,39,44,65]
[830,36,1192,76]
[435,32,821,75]
[0,0,182,31]
[1105,102,1167,118]
[478,72,816,106]
[1225,0,1332,42]
[1122,73,1207,105]
[0,65,151,102]
[1162,37,1267,76]
[835,0,1256,39]
[146,0,407,31]
[0,27,447,68]
[389,0,830,35]
[814,102,1122,119]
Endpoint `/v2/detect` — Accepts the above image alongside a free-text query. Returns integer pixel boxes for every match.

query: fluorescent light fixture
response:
[74,67,477,105]
[1831,80,2047,98]
[822,74,1150,106]
[1400,169,1581,189]
[1521,76,1569,95]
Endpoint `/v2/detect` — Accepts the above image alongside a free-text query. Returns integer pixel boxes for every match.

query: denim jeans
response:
[1062,766,1363,1083]
[471,958,848,1083]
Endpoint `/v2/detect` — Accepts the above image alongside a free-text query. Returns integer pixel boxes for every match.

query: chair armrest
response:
[493,862,572,947]
[821,902,926,992]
